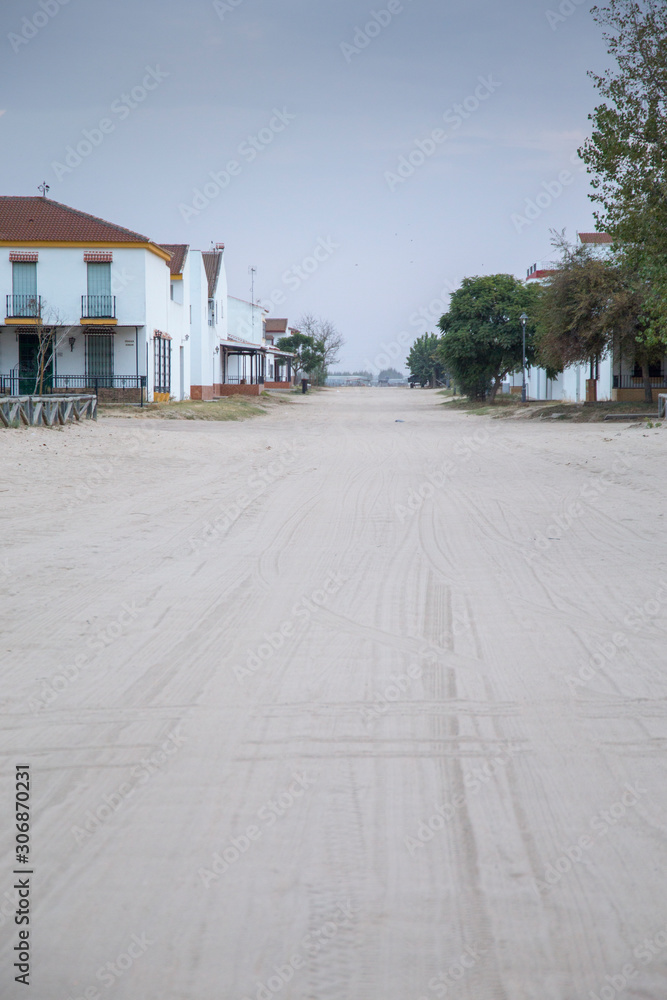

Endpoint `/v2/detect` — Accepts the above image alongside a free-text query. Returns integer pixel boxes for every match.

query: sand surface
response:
[1,388,667,1000]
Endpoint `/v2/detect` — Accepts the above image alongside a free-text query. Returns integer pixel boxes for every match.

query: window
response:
[86,334,114,387]
[86,262,112,318]
[154,335,171,395]
[170,283,174,300]
[11,262,38,317]
[633,361,663,378]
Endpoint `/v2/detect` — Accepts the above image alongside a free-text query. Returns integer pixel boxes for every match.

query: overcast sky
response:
[1,0,610,372]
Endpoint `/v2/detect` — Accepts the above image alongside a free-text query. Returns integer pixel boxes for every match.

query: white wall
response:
[227,296,266,346]
[188,251,214,391]
[0,244,177,399]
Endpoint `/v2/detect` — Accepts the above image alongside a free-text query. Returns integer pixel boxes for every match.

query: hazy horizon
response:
[2,0,610,371]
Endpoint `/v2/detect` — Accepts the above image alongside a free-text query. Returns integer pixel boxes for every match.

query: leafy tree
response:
[579,0,667,345]
[406,334,444,387]
[276,332,317,378]
[378,368,404,380]
[436,275,541,401]
[535,231,659,400]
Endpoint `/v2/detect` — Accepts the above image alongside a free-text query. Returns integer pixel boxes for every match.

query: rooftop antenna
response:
[38,182,50,198]
[249,265,257,339]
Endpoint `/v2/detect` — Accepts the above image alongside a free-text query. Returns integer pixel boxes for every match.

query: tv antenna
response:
[249,266,257,339]
[38,181,50,198]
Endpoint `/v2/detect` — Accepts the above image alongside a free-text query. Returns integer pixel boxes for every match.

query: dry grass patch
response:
[99,393,291,422]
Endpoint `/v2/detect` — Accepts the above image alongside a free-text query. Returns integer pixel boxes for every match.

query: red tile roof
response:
[265,318,288,334]
[202,250,222,299]
[160,243,189,276]
[578,232,612,244]
[0,196,156,244]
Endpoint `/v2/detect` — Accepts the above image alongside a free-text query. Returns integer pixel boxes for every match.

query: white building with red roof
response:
[0,195,295,402]
[505,232,619,402]
[0,196,180,402]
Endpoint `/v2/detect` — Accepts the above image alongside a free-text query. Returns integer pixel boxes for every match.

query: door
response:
[179,346,184,400]
[86,333,114,387]
[19,333,52,394]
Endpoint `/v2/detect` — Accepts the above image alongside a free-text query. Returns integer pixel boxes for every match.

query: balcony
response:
[81,294,116,323]
[6,294,42,321]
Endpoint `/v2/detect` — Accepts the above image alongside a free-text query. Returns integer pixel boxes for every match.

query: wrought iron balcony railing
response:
[6,294,41,318]
[81,294,116,319]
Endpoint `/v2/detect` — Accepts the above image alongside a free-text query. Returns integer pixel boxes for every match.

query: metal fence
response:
[81,295,116,319]
[613,375,667,389]
[6,294,41,318]
[1,372,146,402]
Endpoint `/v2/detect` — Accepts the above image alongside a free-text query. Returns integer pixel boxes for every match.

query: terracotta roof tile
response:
[202,250,222,299]
[0,196,155,244]
[578,232,612,244]
[265,318,288,333]
[160,243,189,276]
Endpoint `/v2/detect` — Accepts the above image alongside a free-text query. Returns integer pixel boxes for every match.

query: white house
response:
[0,196,183,403]
[219,299,295,393]
[506,233,614,402]
[0,195,295,403]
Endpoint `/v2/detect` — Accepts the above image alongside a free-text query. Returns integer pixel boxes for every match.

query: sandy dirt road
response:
[1,388,667,1000]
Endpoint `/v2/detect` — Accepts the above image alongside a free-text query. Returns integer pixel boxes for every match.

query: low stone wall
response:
[98,387,143,405]
[191,385,214,401]
[264,381,294,390]
[612,387,665,403]
[215,384,261,397]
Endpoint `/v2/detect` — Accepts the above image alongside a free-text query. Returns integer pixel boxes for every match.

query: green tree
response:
[579,0,667,345]
[276,332,318,378]
[406,334,444,387]
[436,275,541,401]
[378,368,404,380]
[535,231,658,400]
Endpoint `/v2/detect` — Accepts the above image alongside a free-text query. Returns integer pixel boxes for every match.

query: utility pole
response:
[249,266,257,342]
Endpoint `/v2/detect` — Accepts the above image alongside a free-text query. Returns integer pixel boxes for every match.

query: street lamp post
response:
[520,312,528,403]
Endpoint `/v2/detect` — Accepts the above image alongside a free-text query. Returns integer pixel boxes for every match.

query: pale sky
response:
[1,0,610,372]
